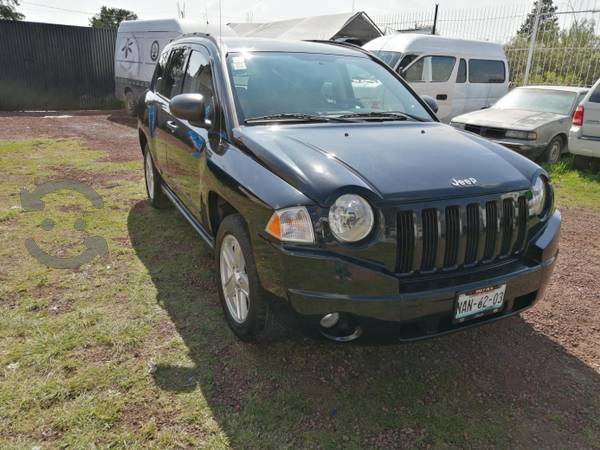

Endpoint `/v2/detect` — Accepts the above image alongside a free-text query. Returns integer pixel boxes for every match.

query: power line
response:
[19,1,95,15]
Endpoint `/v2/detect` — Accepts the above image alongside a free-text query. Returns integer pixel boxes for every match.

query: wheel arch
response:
[208,191,241,236]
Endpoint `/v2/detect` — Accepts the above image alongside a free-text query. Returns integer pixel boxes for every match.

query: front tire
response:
[216,214,276,342]
[542,137,563,164]
[144,148,170,209]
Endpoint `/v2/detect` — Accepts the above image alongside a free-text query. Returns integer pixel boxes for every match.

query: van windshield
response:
[227,51,433,124]
[371,50,403,68]
[494,88,577,115]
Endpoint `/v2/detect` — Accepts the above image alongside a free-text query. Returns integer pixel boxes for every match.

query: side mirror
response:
[421,95,439,114]
[170,93,206,123]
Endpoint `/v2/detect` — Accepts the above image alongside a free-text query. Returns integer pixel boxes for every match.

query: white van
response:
[115,19,235,115]
[363,34,509,122]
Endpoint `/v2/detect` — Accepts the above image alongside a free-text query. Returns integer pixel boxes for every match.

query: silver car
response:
[450,86,588,163]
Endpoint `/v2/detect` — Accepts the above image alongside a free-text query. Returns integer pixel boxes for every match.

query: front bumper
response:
[492,139,546,158]
[258,211,561,340]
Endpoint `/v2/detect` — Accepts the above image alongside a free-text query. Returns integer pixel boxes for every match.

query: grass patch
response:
[545,157,600,210]
[1,138,599,448]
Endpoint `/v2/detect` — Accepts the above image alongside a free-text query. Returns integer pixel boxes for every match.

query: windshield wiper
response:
[244,113,356,124]
[336,111,427,122]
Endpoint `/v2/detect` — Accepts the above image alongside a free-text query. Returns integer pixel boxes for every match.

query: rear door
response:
[401,54,457,121]
[466,59,508,112]
[582,82,600,138]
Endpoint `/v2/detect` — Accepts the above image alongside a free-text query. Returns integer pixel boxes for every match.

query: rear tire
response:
[216,214,276,342]
[144,147,170,209]
[542,137,563,164]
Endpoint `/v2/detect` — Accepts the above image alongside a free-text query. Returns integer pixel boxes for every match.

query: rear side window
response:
[403,55,456,82]
[589,84,600,103]
[159,48,189,99]
[469,59,505,83]
[457,58,467,83]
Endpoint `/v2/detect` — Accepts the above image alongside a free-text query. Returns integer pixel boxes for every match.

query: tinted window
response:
[227,52,433,122]
[404,56,456,82]
[457,58,467,83]
[589,84,600,103]
[159,48,189,99]
[182,50,217,125]
[372,50,403,68]
[469,59,505,83]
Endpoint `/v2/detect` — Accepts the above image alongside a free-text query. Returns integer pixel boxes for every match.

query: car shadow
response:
[127,200,600,447]
[107,111,137,129]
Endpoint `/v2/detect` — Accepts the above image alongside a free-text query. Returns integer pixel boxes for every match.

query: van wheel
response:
[125,91,137,116]
[144,148,170,209]
[216,214,276,342]
[542,137,562,164]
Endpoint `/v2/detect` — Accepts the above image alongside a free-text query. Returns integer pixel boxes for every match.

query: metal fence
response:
[0,20,118,110]
[375,0,600,87]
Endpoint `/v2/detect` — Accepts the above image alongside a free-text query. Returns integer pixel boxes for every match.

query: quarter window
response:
[159,48,189,99]
[468,59,506,83]
[403,55,456,82]
[589,85,600,103]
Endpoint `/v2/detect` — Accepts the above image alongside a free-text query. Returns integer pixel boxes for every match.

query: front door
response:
[166,46,222,218]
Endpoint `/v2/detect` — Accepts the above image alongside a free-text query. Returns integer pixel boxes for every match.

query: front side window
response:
[182,49,217,126]
[152,49,169,90]
[403,55,456,82]
[226,52,433,123]
[159,48,189,99]
[469,59,506,83]
[494,88,577,115]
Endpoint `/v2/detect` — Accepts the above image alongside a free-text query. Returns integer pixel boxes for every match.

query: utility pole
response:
[431,4,439,35]
[524,0,542,85]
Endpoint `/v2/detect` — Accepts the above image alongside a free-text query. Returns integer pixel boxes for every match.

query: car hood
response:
[234,122,540,206]
[453,108,565,129]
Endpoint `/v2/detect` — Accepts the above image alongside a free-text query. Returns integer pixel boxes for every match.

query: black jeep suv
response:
[137,36,560,342]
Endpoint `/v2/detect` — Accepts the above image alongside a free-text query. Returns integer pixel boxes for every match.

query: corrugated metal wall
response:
[0,20,118,110]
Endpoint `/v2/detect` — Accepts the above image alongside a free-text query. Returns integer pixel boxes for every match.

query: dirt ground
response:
[1,111,600,448]
[2,111,599,369]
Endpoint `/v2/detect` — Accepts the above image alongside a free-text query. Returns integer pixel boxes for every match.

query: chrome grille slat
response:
[396,194,529,276]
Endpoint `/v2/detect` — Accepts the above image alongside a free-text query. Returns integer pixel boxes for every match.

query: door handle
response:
[436,94,448,101]
[166,121,179,132]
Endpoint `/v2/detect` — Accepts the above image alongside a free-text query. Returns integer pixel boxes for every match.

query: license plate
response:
[454,284,506,322]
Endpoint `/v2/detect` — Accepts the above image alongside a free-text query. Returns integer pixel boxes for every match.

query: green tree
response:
[518,0,559,37]
[0,0,24,20]
[90,6,137,29]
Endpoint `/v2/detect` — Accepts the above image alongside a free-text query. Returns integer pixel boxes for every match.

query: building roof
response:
[228,12,382,45]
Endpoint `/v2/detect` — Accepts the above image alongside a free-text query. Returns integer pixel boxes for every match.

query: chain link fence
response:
[375,0,600,87]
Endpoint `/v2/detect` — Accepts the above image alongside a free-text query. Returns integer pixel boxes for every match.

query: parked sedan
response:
[451,86,588,163]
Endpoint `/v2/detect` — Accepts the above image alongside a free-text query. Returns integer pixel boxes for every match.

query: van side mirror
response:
[421,95,439,114]
[170,93,206,123]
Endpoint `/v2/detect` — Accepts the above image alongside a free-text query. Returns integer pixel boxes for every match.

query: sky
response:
[16,0,530,27]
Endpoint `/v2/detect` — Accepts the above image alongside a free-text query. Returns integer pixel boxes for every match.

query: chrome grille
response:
[396,194,529,275]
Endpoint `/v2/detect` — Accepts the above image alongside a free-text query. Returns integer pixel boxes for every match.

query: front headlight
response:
[266,206,315,243]
[506,129,537,140]
[529,176,547,216]
[328,194,374,242]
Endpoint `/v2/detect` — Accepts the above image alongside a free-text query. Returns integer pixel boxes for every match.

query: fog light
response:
[320,313,340,329]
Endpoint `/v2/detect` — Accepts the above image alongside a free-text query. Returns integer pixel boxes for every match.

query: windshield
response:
[371,50,403,68]
[227,52,433,123]
[494,88,577,115]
